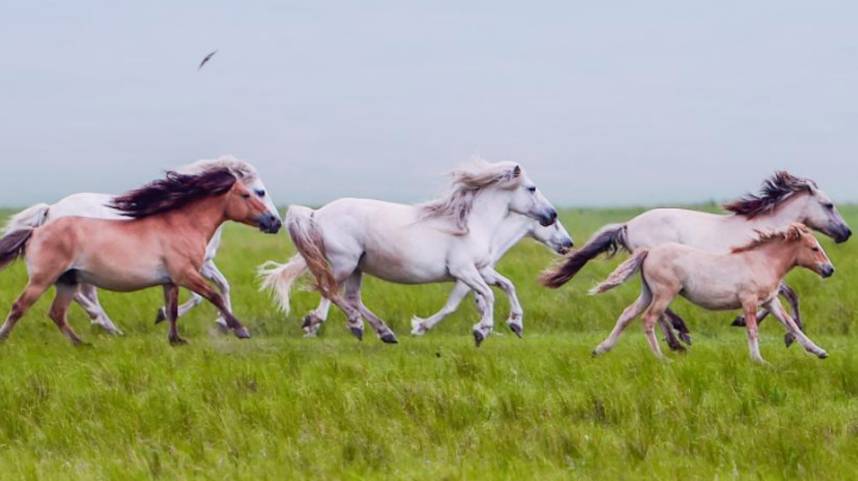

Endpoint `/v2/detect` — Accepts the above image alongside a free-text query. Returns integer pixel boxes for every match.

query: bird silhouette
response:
[198,50,218,70]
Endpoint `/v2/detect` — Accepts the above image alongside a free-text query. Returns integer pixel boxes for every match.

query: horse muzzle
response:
[834,226,852,244]
[258,214,282,234]
[555,238,574,255]
[819,264,835,278]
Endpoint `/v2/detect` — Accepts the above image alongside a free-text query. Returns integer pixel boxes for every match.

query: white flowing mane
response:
[177,155,258,181]
[420,159,522,235]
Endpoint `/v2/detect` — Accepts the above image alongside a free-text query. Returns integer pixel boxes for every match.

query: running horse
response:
[1,155,277,335]
[589,224,834,363]
[541,171,851,349]
[0,162,282,345]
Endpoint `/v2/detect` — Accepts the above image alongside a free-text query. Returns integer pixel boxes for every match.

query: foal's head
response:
[738,224,835,278]
[789,225,836,278]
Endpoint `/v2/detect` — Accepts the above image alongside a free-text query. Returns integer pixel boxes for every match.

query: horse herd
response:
[0,156,851,363]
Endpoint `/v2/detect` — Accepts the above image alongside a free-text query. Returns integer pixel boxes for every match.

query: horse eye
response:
[812,247,820,252]
[241,193,251,199]
[824,203,834,210]
[527,186,537,193]
[255,189,266,197]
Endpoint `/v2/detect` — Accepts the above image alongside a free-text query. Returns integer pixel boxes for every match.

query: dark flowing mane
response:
[110,168,237,218]
[722,171,817,218]
[731,223,809,253]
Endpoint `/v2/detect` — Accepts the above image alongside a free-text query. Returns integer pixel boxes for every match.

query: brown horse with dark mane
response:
[0,163,281,345]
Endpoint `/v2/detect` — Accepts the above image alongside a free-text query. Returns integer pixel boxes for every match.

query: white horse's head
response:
[499,163,560,227]
[179,155,283,232]
[530,218,574,255]
[724,171,851,243]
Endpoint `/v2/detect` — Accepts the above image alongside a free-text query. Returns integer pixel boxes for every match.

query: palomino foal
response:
[590,224,833,363]
[0,165,281,345]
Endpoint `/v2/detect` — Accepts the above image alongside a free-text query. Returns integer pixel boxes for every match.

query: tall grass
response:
[0,207,855,480]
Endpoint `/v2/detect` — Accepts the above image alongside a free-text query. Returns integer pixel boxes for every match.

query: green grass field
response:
[0,206,856,480]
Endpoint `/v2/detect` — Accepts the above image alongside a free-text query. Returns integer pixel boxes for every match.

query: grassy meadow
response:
[0,206,856,480]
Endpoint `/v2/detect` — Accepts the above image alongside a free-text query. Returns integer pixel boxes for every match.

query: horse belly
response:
[680,281,742,310]
[360,253,450,284]
[74,264,170,292]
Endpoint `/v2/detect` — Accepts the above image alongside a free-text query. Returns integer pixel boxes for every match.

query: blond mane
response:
[177,155,258,181]
[419,159,522,235]
[731,223,810,253]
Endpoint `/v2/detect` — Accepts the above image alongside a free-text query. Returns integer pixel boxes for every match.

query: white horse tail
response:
[258,255,308,315]
[4,203,50,235]
[589,249,649,295]
[540,223,628,288]
[284,205,338,299]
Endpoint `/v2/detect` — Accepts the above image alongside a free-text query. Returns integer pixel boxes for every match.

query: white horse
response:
[3,155,280,335]
[410,214,573,336]
[260,160,560,345]
[541,171,851,349]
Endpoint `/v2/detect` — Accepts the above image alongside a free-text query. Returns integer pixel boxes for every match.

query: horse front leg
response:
[480,268,525,338]
[74,283,124,335]
[766,299,827,359]
[162,283,184,345]
[450,265,495,347]
[411,281,470,336]
[173,267,250,340]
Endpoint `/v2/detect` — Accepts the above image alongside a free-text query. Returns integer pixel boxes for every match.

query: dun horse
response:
[0,163,281,345]
[2,155,279,335]
[260,160,560,346]
[590,224,834,363]
[541,171,851,349]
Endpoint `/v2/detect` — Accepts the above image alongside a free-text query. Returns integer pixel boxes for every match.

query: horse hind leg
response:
[0,280,51,341]
[593,285,652,356]
[302,297,331,337]
[49,282,86,346]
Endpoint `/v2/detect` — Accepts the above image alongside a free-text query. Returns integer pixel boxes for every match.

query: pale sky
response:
[1,1,856,207]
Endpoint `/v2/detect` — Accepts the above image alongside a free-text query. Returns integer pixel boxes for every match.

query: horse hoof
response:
[350,327,364,341]
[666,339,686,353]
[508,323,523,339]
[169,336,188,346]
[380,333,398,344]
[731,316,746,327]
[784,333,795,348]
[679,332,692,345]
[154,309,166,324]
[234,327,251,339]
[473,329,485,347]
[818,351,828,359]
[301,315,316,329]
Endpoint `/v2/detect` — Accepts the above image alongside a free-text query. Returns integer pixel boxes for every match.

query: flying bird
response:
[198,50,218,70]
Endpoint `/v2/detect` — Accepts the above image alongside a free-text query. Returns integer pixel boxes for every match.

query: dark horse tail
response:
[0,229,33,271]
[539,224,628,288]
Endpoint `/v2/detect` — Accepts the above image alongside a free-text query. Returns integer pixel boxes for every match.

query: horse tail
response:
[284,205,338,299]
[3,203,50,235]
[539,223,628,288]
[588,249,649,295]
[257,255,308,315]
[0,229,34,271]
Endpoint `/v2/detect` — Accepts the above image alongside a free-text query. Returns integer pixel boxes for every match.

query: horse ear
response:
[512,165,521,178]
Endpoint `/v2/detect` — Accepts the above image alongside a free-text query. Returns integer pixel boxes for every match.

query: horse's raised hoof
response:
[473,329,486,347]
[234,327,251,339]
[731,315,746,327]
[301,315,315,329]
[665,338,686,353]
[169,336,188,346]
[350,327,364,341]
[679,332,692,345]
[380,332,398,344]
[784,333,796,348]
[155,308,166,324]
[817,350,828,359]
[508,323,523,339]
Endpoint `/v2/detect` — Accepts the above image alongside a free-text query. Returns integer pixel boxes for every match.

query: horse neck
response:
[162,195,229,243]
[467,189,516,237]
[735,195,806,231]
[491,215,532,256]
[744,241,799,281]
